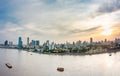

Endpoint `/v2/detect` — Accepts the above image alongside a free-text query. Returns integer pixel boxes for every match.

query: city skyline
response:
[0,0,120,44]
[1,36,119,45]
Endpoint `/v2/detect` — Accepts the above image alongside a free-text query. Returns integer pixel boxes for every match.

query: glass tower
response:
[18,37,23,48]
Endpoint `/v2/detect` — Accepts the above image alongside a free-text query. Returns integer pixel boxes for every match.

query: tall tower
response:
[27,37,29,46]
[105,39,107,42]
[90,37,93,44]
[36,40,39,46]
[4,40,8,46]
[31,40,36,46]
[46,40,49,46]
[18,37,23,48]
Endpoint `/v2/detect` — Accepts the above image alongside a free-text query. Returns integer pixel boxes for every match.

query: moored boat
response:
[57,67,64,72]
[109,53,112,56]
[5,63,12,69]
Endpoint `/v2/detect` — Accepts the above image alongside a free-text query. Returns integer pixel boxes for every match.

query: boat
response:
[57,67,64,72]
[5,63,12,69]
[109,53,112,56]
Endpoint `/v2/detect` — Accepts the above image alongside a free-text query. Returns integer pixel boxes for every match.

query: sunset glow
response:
[102,29,112,36]
[0,0,120,43]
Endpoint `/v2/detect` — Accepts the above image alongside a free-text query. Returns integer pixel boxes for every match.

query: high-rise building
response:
[31,40,36,46]
[90,37,93,44]
[36,40,39,46]
[76,40,81,47]
[105,39,107,42]
[73,41,75,47]
[4,40,8,46]
[30,40,40,46]
[51,42,55,50]
[27,37,29,46]
[46,40,49,46]
[9,41,13,46]
[18,37,23,48]
[115,38,120,44]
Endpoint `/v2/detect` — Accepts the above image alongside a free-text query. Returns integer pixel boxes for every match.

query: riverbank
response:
[0,47,120,56]
[32,49,120,56]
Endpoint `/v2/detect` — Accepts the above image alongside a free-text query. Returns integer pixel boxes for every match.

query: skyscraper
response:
[4,40,8,46]
[18,37,23,48]
[27,37,29,46]
[90,37,93,44]
[46,40,49,46]
[36,40,39,46]
[9,41,13,46]
[31,40,36,46]
[105,39,107,42]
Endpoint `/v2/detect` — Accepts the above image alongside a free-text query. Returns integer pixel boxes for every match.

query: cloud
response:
[111,23,120,30]
[97,0,120,14]
[66,26,101,36]
[0,0,120,43]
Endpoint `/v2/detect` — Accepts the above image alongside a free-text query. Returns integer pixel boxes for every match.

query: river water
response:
[0,48,120,76]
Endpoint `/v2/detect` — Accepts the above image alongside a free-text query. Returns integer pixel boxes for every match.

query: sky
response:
[0,0,120,44]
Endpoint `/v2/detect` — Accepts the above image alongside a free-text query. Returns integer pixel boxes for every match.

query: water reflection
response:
[0,48,120,76]
[105,56,114,67]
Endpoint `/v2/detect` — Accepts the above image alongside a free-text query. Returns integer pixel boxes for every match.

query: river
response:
[0,48,120,76]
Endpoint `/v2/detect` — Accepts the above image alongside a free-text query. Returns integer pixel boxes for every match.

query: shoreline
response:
[0,48,120,56]
[33,49,120,56]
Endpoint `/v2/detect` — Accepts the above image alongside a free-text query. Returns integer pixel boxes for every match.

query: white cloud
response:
[0,0,120,44]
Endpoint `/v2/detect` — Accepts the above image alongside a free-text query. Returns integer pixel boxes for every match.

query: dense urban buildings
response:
[0,37,120,54]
